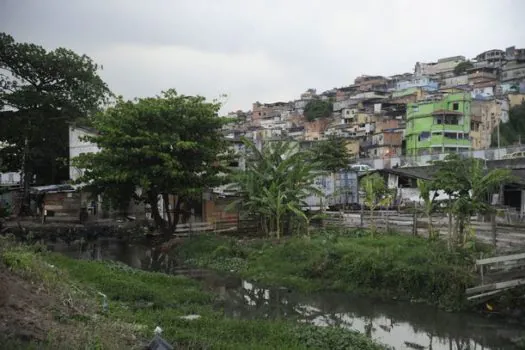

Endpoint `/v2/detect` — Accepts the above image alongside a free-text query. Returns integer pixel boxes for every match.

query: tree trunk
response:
[447,199,453,249]
[147,191,168,235]
[428,213,433,239]
[491,211,497,248]
[370,207,375,236]
[172,196,182,232]
[162,193,172,230]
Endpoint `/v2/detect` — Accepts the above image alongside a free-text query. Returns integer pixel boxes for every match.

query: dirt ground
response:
[0,262,145,349]
[0,263,60,345]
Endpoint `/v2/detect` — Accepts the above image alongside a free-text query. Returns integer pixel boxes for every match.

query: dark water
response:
[47,238,525,350]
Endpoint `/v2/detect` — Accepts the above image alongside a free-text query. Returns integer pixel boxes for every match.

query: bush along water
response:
[173,229,479,311]
[0,236,384,350]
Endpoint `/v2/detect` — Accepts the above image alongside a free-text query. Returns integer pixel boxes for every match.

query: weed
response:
[0,237,383,349]
[175,232,479,310]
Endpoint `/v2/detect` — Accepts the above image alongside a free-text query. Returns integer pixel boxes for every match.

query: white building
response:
[69,125,100,181]
[0,142,22,187]
[0,172,21,186]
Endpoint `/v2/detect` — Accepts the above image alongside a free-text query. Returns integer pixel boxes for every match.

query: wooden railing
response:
[323,211,525,252]
[466,253,525,302]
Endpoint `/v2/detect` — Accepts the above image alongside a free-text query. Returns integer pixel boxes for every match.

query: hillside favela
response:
[2,3,525,350]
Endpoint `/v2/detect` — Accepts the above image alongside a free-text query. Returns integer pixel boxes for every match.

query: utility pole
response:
[497,119,501,149]
[19,120,32,216]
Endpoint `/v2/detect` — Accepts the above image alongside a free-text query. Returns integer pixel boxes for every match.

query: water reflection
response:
[48,238,523,350]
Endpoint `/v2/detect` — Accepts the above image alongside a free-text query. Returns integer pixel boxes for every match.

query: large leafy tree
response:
[73,89,230,235]
[304,99,333,122]
[228,139,323,239]
[453,60,473,76]
[0,33,110,213]
[308,137,354,173]
[432,154,513,246]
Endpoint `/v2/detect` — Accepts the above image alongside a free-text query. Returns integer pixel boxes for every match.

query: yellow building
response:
[508,93,525,108]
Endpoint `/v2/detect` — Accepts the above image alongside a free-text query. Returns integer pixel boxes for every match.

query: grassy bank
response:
[174,229,482,311]
[0,237,383,350]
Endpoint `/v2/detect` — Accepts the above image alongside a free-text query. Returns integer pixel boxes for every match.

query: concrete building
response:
[405,93,472,155]
[0,172,21,187]
[501,60,525,83]
[468,66,498,88]
[304,118,331,141]
[367,130,403,158]
[394,76,439,91]
[474,49,506,68]
[508,93,525,108]
[471,99,510,149]
[414,56,466,77]
[442,75,469,88]
[353,75,389,92]
[69,125,100,181]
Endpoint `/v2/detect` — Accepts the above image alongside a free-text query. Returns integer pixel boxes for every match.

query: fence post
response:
[386,211,390,233]
[491,211,497,248]
[480,252,484,285]
[412,206,417,236]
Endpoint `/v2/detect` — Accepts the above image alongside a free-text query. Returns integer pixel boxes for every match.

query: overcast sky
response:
[1,0,524,113]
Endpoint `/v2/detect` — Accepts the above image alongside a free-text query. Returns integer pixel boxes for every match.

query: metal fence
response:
[357,145,525,170]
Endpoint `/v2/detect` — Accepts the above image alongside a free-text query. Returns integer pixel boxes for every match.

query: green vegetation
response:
[228,139,323,239]
[417,179,438,239]
[73,90,231,236]
[492,101,525,147]
[174,231,478,311]
[453,60,473,76]
[0,237,383,349]
[304,99,333,122]
[360,173,393,234]
[307,137,354,173]
[432,154,513,247]
[0,33,110,195]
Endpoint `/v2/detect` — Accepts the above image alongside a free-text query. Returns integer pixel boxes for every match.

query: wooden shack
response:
[32,184,88,223]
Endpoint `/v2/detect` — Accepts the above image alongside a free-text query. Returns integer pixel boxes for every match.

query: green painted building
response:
[405,93,472,156]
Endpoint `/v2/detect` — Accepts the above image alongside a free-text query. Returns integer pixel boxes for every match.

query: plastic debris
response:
[98,292,108,313]
[179,314,201,320]
[147,326,173,350]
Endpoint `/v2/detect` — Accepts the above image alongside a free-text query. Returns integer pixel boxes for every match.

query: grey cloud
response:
[1,0,524,111]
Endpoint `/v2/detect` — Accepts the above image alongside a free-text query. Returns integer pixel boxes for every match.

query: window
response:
[418,132,430,141]
[452,103,459,111]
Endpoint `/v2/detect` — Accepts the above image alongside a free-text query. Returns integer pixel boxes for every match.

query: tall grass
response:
[175,230,478,310]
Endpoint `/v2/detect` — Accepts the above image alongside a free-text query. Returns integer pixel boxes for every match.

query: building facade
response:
[405,93,472,156]
[414,56,466,77]
[69,125,100,181]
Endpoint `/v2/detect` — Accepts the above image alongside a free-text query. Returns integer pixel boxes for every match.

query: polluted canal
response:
[48,237,525,350]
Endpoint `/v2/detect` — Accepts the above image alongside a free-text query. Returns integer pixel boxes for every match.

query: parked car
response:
[350,164,372,172]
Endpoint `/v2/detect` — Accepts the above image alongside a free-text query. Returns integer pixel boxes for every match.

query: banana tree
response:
[417,179,439,239]
[227,138,324,237]
[360,173,392,235]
